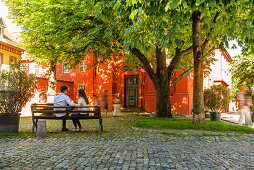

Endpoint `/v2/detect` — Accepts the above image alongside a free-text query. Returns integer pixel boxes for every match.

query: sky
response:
[0,1,242,57]
[0,1,22,33]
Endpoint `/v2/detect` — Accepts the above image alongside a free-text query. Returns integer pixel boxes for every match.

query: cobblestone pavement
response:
[0,130,254,170]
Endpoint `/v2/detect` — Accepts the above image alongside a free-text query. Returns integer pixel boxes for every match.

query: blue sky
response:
[0,1,242,57]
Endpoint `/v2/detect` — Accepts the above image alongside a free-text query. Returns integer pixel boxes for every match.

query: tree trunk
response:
[155,83,171,117]
[155,46,172,117]
[47,60,57,103]
[130,45,193,118]
[192,11,206,124]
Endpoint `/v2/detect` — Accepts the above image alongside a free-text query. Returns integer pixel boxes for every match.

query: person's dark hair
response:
[60,86,68,93]
[79,89,89,104]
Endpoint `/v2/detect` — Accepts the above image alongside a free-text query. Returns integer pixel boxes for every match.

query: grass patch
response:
[0,116,134,139]
[131,117,254,134]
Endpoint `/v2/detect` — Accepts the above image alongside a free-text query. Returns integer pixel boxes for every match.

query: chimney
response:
[0,17,7,41]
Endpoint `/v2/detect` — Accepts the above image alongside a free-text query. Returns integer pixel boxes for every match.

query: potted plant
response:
[204,85,231,121]
[0,62,36,133]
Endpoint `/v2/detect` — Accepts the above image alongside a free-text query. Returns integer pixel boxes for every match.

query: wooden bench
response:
[31,103,103,133]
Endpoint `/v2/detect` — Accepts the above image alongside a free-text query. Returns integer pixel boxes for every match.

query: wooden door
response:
[125,75,139,108]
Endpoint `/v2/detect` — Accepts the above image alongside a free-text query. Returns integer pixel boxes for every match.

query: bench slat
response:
[31,105,98,108]
[33,110,98,114]
[34,116,100,119]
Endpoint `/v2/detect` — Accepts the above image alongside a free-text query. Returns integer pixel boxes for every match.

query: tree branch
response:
[130,47,158,83]
[167,46,193,78]
[178,45,193,58]
[170,67,194,87]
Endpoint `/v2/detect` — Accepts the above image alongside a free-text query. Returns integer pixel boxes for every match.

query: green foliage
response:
[6,0,112,68]
[6,0,254,118]
[7,0,253,71]
[0,62,36,114]
[97,0,194,62]
[231,54,254,88]
[204,85,231,112]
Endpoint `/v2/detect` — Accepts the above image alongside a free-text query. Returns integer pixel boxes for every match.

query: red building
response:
[55,54,193,114]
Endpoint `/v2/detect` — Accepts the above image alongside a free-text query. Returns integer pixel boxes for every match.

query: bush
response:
[0,62,36,114]
[204,85,231,112]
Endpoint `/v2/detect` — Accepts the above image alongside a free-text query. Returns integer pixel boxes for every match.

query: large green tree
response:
[6,0,106,101]
[96,0,253,122]
[189,0,253,123]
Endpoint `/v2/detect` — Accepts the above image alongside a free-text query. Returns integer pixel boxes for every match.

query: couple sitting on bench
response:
[54,86,89,132]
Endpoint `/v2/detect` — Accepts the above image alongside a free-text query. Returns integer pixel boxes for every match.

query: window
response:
[63,64,70,73]
[79,84,85,90]
[10,56,17,64]
[21,63,29,72]
[80,61,86,72]
[35,65,40,75]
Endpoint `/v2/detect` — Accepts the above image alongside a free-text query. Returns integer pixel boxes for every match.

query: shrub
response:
[0,62,36,114]
[204,85,231,112]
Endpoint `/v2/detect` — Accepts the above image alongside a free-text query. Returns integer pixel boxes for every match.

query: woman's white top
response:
[78,97,89,114]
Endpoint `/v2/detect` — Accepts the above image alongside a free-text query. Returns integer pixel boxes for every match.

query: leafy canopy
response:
[6,0,112,67]
[230,53,254,105]
[231,54,254,86]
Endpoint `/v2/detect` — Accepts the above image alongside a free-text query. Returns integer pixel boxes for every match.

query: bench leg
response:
[34,119,38,132]
[99,118,103,133]
[32,124,35,133]
[32,119,38,133]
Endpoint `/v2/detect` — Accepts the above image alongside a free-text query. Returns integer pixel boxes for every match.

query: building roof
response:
[0,17,24,53]
[215,47,232,63]
[3,29,19,46]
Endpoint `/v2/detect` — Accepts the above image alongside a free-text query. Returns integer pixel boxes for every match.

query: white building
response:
[203,47,236,112]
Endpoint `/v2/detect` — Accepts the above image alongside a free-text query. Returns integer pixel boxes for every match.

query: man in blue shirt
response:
[54,86,79,131]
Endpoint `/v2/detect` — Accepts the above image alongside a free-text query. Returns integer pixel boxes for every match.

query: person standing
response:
[102,90,108,116]
[113,94,120,117]
[54,86,80,131]
[237,86,253,126]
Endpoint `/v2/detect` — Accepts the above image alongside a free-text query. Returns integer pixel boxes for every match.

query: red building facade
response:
[55,54,193,114]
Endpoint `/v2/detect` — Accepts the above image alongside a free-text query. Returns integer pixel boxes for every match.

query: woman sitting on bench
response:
[72,89,89,131]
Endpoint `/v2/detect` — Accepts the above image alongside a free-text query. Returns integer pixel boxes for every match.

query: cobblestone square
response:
[0,126,253,169]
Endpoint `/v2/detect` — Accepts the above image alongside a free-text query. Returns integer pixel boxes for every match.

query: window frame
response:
[80,61,86,72]
[35,65,40,75]
[10,56,17,65]
[63,64,70,73]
